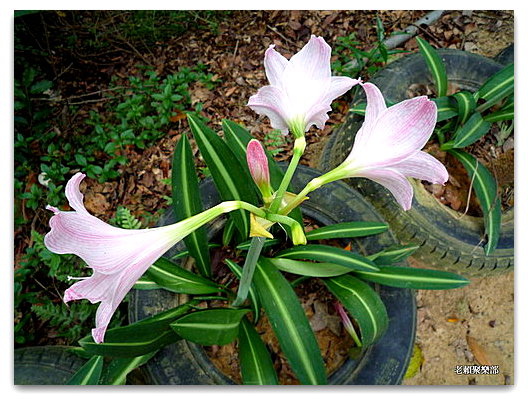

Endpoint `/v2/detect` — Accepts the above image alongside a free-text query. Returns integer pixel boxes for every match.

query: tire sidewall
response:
[320,49,514,276]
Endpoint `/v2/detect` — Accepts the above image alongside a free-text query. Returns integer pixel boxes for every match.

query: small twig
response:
[66,96,117,105]
[266,24,297,47]
[456,158,479,220]
[233,39,239,59]
[410,23,443,48]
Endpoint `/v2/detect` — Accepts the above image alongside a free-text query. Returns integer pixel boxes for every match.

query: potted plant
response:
[41,36,468,385]
[320,38,514,276]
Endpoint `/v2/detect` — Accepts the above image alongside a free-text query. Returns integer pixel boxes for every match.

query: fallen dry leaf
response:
[466,335,492,366]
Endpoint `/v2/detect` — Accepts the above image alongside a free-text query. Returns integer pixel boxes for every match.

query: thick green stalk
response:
[269,136,306,213]
[232,236,266,307]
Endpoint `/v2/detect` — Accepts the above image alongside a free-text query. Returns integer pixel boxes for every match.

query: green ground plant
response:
[15,11,222,346]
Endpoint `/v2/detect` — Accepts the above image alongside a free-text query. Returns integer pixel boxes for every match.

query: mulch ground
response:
[15,10,514,242]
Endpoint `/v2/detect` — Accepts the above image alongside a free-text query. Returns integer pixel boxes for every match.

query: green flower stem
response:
[232,236,266,307]
[269,136,306,213]
[265,212,307,245]
[236,201,267,218]
[279,165,349,215]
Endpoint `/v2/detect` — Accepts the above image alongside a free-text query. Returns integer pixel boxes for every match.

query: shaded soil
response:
[202,220,355,385]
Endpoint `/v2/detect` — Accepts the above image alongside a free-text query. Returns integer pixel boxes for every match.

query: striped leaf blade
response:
[225,259,262,323]
[238,318,279,385]
[266,257,353,277]
[220,120,260,194]
[67,355,104,385]
[172,133,211,277]
[368,244,420,265]
[79,304,191,357]
[350,102,366,116]
[305,221,388,241]
[236,238,281,250]
[441,112,491,150]
[477,63,514,113]
[253,258,327,385]
[100,352,156,385]
[133,278,162,290]
[416,37,448,97]
[453,91,477,125]
[276,244,379,273]
[484,107,514,123]
[432,96,459,122]
[170,308,250,346]
[323,275,388,346]
[146,257,221,295]
[449,149,501,255]
[187,113,258,238]
[354,265,469,290]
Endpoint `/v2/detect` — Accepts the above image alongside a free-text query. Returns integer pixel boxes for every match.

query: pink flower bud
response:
[335,302,362,347]
[247,139,272,200]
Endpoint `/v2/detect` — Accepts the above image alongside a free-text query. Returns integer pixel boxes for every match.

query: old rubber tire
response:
[320,49,514,276]
[14,346,86,385]
[129,164,416,385]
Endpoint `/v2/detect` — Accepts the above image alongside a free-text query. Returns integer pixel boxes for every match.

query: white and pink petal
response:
[358,167,414,211]
[247,85,290,134]
[391,151,449,184]
[264,45,289,87]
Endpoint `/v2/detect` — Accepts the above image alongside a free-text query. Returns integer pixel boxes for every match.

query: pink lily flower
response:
[314,82,448,211]
[247,35,360,137]
[44,172,242,343]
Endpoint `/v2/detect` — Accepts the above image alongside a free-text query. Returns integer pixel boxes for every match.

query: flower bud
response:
[246,140,273,201]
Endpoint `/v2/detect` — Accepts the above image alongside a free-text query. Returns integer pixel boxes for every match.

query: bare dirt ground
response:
[400,11,515,386]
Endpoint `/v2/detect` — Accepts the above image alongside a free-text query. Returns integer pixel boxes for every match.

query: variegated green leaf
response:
[453,91,476,125]
[266,257,353,277]
[145,257,221,295]
[368,244,419,265]
[433,96,458,122]
[236,238,281,250]
[170,308,250,346]
[79,304,191,357]
[477,63,514,113]
[354,265,469,290]
[133,278,161,290]
[416,37,448,97]
[350,102,366,116]
[100,352,156,385]
[187,113,258,238]
[222,217,236,246]
[484,107,514,123]
[172,133,211,277]
[67,355,104,385]
[305,221,388,241]
[238,318,278,385]
[449,149,501,255]
[441,112,491,150]
[323,275,388,346]
[253,259,327,385]
[276,244,379,273]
